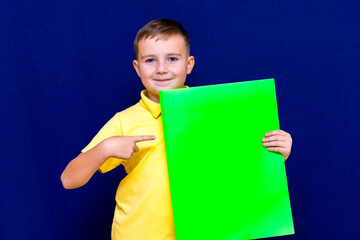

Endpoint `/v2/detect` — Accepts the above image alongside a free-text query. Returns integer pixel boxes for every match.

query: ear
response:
[186,56,195,74]
[133,60,141,78]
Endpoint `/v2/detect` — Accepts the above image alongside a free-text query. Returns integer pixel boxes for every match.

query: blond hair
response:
[134,19,190,58]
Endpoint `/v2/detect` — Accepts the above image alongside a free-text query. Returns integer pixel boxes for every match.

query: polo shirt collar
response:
[139,86,189,119]
[139,90,162,119]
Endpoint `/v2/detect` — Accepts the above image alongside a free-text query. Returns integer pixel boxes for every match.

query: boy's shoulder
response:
[116,99,158,120]
[116,102,144,118]
[115,90,161,121]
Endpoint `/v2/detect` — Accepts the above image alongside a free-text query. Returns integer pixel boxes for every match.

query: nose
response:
[156,61,168,74]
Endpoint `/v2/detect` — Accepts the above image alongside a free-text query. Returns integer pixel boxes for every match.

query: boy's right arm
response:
[60,135,155,189]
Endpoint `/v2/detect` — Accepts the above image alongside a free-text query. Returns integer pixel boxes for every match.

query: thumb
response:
[134,144,139,152]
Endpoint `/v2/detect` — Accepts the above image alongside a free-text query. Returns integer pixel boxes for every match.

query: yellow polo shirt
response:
[82,90,175,240]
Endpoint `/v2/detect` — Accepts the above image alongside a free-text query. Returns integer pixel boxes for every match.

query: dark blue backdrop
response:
[1,0,359,239]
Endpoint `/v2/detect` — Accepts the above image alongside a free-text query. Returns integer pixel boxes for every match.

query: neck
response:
[145,91,160,103]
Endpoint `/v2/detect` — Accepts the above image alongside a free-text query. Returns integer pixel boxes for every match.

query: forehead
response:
[137,34,187,55]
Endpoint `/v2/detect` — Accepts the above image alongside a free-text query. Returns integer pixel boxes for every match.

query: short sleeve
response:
[81,113,126,173]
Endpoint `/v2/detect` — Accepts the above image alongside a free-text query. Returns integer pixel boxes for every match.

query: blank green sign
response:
[160,79,294,240]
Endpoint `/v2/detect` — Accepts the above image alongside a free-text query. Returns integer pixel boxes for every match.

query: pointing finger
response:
[131,135,156,143]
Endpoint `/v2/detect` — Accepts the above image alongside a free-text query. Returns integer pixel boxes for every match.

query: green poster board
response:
[160,79,294,240]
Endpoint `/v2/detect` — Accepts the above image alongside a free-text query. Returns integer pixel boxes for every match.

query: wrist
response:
[98,138,114,160]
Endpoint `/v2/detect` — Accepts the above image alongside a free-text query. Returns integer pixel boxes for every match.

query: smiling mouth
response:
[154,79,171,82]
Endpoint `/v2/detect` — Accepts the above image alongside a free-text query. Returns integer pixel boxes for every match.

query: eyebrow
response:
[140,53,182,59]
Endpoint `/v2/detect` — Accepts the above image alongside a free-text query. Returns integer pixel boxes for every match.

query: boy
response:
[61,19,292,240]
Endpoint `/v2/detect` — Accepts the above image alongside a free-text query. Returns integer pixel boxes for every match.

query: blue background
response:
[1,0,359,239]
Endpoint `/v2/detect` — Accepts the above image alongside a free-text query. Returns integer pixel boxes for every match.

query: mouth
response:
[154,78,171,82]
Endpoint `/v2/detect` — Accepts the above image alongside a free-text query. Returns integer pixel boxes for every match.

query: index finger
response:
[265,130,288,137]
[131,135,156,143]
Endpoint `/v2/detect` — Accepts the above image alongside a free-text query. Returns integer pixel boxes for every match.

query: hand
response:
[103,135,156,160]
[262,130,292,161]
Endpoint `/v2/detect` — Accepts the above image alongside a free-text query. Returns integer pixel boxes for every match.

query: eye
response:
[145,58,155,63]
[168,57,178,62]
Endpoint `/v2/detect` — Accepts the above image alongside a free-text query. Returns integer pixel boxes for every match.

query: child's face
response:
[133,34,195,103]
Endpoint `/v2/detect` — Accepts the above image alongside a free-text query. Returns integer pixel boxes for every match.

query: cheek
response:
[171,64,188,76]
[139,66,154,78]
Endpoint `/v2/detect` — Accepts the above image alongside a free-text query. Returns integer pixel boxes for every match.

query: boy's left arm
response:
[262,130,292,161]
